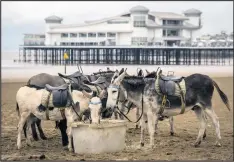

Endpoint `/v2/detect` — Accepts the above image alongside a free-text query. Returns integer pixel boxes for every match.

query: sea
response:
[1,51,233,80]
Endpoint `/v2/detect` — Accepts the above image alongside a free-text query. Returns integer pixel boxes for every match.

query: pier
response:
[18,46,233,66]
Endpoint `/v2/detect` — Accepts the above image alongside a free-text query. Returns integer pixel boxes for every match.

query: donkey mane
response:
[122,76,145,92]
[93,71,115,75]
[145,71,157,78]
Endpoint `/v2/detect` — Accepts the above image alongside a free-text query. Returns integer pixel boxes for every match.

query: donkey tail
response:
[212,80,231,111]
[16,102,20,117]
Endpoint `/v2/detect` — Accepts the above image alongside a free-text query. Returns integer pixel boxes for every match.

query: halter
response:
[108,84,143,123]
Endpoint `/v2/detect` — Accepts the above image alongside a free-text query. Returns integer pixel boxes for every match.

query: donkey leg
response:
[17,112,30,149]
[203,129,207,139]
[204,108,221,147]
[193,106,207,147]
[169,117,174,136]
[154,114,159,134]
[57,119,68,147]
[31,122,39,141]
[135,107,140,129]
[36,119,47,140]
[147,110,156,148]
[140,114,147,147]
[66,117,74,152]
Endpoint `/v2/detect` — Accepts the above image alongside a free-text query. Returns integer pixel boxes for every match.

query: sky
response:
[1,1,233,51]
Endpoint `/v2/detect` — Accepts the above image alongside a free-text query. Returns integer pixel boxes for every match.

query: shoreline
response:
[2,65,233,83]
[2,74,233,83]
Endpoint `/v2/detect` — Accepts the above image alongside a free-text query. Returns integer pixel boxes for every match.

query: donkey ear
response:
[114,69,126,84]
[145,69,150,74]
[119,68,124,75]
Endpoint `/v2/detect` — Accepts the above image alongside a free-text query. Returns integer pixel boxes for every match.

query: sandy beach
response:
[1,69,233,160]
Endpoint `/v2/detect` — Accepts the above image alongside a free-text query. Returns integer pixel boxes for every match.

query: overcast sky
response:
[2,1,233,51]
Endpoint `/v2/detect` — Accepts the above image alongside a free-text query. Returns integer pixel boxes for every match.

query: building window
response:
[163,30,166,36]
[39,35,45,38]
[88,33,96,38]
[98,33,106,37]
[61,33,68,38]
[163,20,182,26]
[133,16,146,27]
[131,37,147,45]
[70,33,77,38]
[163,30,180,37]
[79,33,87,37]
[107,32,116,37]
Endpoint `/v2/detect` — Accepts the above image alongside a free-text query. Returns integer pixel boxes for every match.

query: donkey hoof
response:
[63,146,69,151]
[203,133,207,139]
[135,125,139,129]
[140,142,144,147]
[194,141,201,147]
[68,147,73,152]
[17,144,22,150]
[215,141,221,147]
[41,136,47,140]
[170,132,174,136]
[26,140,32,147]
[33,136,39,141]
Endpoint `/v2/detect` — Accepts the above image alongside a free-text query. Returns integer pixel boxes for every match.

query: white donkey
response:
[16,83,103,151]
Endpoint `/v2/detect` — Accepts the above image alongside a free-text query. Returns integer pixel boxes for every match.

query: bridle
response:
[108,84,144,123]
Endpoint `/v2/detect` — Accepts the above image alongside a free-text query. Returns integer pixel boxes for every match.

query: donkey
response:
[110,69,175,135]
[106,69,230,148]
[16,83,103,151]
[24,70,115,146]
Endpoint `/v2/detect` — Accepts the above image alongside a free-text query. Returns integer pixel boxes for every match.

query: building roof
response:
[45,15,63,21]
[130,5,149,12]
[149,12,189,20]
[183,8,202,15]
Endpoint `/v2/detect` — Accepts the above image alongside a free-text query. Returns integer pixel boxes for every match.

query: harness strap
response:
[94,85,100,96]
[177,83,186,114]
[115,87,144,124]
[60,109,66,119]
[157,95,167,115]
[45,92,52,120]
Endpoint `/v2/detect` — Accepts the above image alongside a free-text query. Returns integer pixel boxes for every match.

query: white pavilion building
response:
[24,5,203,47]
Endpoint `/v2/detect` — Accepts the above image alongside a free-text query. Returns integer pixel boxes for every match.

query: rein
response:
[109,85,144,123]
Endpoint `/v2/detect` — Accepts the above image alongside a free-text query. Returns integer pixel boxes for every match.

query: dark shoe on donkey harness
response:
[155,70,186,115]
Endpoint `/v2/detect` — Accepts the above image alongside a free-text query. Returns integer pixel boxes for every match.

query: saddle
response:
[155,70,186,115]
[44,84,72,108]
[58,71,82,79]
[158,75,184,96]
[58,71,83,85]
[85,76,109,90]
